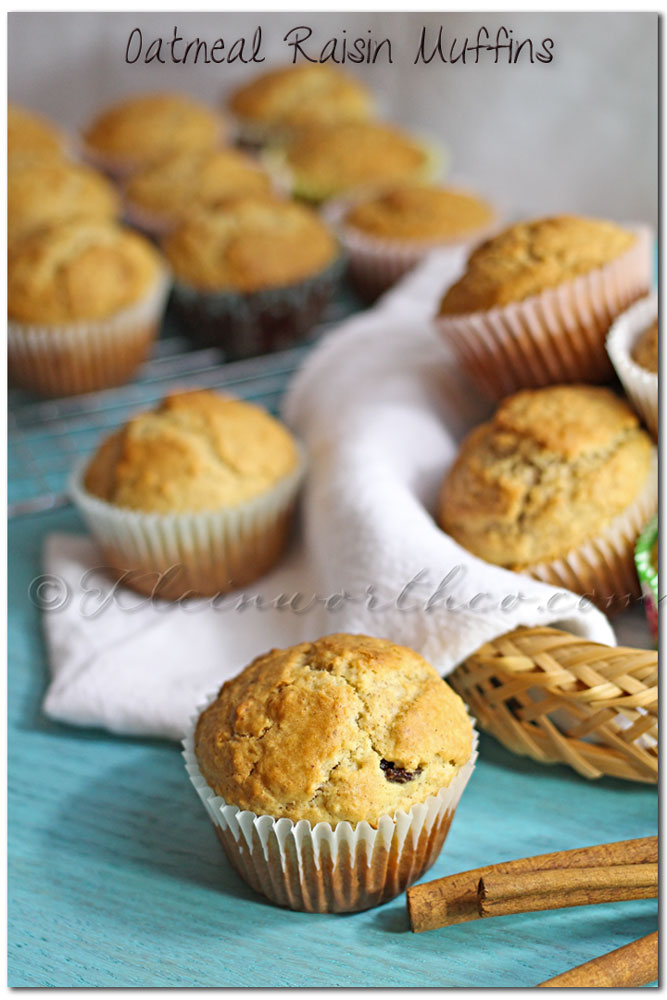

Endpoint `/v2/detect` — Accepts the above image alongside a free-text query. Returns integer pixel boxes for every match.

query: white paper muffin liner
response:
[182,704,478,913]
[435,226,653,400]
[8,267,170,398]
[323,195,500,300]
[68,444,306,601]
[526,451,658,614]
[606,293,658,439]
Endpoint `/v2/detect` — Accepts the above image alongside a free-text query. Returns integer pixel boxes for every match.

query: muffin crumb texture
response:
[84,390,299,513]
[439,215,636,315]
[631,320,658,374]
[438,385,653,568]
[195,633,472,827]
[163,196,337,293]
[8,219,162,324]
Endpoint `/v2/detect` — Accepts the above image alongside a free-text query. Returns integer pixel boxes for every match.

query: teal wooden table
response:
[8,503,658,987]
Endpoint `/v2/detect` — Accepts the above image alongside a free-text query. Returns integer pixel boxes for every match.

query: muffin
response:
[82,92,226,178]
[8,219,169,397]
[184,633,477,912]
[436,216,652,400]
[438,385,657,612]
[606,295,658,439]
[327,183,497,300]
[227,63,374,146]
[635,516,658,641]
[163,195,341,358]
[8,103,66,165]
[274,121,442,204]
[70,390,305,601]
[8,160,120,245]
[124,147,274,237]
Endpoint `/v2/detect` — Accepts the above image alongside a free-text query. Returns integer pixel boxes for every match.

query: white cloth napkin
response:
[42,250,616,741]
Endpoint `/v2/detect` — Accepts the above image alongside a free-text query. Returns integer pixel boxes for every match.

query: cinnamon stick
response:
[407,836,657,933]
[478,863,657,918]
[538,931,658,988]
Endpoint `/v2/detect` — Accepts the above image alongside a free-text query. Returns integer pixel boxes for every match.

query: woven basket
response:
[449,627,657,784]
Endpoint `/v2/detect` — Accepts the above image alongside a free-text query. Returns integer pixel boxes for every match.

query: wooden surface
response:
[8,505,658,987]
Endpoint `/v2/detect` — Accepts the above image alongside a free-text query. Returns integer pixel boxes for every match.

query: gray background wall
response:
[8,12,657,225]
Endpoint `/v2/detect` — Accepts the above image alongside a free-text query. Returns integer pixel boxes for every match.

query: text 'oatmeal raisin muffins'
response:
[71,390,305,601]
[185,633,476,912]
[438,384,657,612]
[8,219,169,397]
[606,295,658,439]
[227,62,375,146]
[163,195,341,358]
[436,215,652,399]
[327,182,497,299]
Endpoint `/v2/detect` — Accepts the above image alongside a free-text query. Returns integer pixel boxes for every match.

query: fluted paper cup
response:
[436,226,653,400]
[171,257,344,360]
[183,710,477,913]
[68,445,306,601]
[324,195,500,301]
[527,453,658,614]
[8,267,170,398]
[606,294,658,439]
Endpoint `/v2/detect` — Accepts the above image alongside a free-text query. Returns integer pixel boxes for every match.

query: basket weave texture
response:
[449,626,657,784]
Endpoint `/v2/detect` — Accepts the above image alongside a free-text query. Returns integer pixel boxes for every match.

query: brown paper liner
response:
[69,448,305,601]
[183,722,477,914]
[8,270,170,398]
[435,227,653,400]
[526,457,657,614]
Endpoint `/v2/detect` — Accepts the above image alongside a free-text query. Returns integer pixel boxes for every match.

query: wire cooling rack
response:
[8,291,361,518]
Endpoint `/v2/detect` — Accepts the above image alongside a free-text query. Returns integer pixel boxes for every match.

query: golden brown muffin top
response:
[439,216,636,316]
[8,160,120,244]
[8,104,65,164]
[282,122,433,201]
[345,184,494,242]
[631,319,658,374]
[83,93,222,168]
[195,633,473,827]
[162,195,337,293]
[229,63,373,131]
[125,148,272,224]
[84,390,300,513]
[8,219,163,324]
[438,385,654,569]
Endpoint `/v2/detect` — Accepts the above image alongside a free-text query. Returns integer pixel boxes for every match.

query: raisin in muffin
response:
[438,384,656,610]
[436,216,652,399]
[8,219,168,396]
[72,390,304,600]
[187,633,476,912]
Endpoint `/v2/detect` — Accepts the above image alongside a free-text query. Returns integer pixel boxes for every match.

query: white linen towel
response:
[41,250,616,741]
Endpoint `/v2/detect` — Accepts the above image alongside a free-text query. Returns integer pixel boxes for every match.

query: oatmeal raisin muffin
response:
[438,385,656,610]
[8,219,168,396]
[187,633,476,911]
[124,147,273,235]
[606,295,658,438]
[632,319,658,374]
[82,92,226,177]
[332,183,496,299]
[436,216,652,399]
[228,63,374,144]
[73,390,304,600]
[277,121,439,203]
[163,195,341,357]
[8,159,120,245]
[8,103,66,164]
